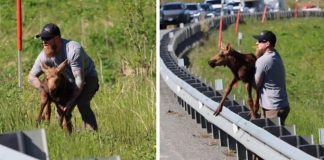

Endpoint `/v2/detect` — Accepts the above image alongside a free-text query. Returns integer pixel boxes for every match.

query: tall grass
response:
[188,17,324,143]
[0,0,155,159]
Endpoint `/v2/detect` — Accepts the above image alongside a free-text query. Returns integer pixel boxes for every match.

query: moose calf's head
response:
[41,60,68,95]
[208,43,233,68]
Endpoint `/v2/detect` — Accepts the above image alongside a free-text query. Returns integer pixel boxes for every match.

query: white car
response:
[204,0,223,10]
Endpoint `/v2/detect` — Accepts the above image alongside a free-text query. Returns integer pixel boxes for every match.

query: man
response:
[253,30,290,125]
[28,23,99,131]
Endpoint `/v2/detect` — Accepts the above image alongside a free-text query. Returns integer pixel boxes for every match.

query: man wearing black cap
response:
[28,23,99,131]
[253,30,290,125]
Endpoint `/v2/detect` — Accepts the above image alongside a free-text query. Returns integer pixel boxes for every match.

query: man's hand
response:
[38,85,46,93]
[64,87,82,114]
[29,73,43,91]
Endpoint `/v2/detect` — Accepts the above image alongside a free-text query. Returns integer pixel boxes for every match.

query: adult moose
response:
[208,44,258,118]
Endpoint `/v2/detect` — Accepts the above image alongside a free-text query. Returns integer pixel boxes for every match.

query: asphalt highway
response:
[159,79,236,160]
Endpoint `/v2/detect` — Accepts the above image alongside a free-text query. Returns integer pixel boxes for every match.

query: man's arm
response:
[64,43,86,112]
[28,54,44,91]
[253,59,265,117]
[65,69,85,113]
[28,73,43,91]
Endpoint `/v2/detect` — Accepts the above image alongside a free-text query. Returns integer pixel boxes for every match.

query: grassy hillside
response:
[188,17,324,142]
[0,0,155,159]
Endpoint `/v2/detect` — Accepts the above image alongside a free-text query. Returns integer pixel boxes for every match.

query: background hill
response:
[0,0,155,159]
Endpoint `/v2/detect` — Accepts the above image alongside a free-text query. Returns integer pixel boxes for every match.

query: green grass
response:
[0,0,155,159]
[188,17,324,142]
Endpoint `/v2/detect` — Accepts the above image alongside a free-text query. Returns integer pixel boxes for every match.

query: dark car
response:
[200,3,220,18]
[186,3,206,21]
[160,10,166,29]
[160,2,191,28]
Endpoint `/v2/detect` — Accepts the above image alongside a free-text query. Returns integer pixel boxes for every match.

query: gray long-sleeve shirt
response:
[255,50,289,109]
[29,38,97,83]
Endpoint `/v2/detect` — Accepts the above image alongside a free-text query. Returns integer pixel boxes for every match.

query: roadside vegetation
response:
[0,0,155,159]
[187,17,324,142]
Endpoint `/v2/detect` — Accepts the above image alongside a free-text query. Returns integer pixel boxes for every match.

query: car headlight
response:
[207,13,215,17]
[193,12,200,17]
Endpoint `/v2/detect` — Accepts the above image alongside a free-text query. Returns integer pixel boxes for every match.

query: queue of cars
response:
[160,0,257,29]
[160,2,221,29]
[160,0,322,29]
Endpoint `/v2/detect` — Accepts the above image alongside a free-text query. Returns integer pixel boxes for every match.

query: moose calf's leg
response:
[37,92,49,126]
[37,103,46,127]
[245,83,256,118]
[62,113,73,134]
[42,102,51,121]
[214,78,238,116]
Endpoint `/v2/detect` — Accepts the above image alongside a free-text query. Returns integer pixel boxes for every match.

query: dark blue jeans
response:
[75,76,99,131]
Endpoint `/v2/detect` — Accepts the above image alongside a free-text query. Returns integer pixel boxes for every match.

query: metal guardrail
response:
[160,11,324,160]
[0,129,48,160]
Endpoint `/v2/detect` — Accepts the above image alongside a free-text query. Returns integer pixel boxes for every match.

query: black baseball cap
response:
[253,30,276,45]
[35,23,61,39]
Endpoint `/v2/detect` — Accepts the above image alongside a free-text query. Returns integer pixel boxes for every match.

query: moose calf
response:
[37,60,74,134]
[208,44,259,119]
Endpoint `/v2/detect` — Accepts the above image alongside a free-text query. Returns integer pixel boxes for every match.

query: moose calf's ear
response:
[56,59,68,73]
[226,43,231,51]
[41,62,49,73]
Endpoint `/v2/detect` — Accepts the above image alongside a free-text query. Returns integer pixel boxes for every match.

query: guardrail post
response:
[219,130,228,147]
[298,145,323,158]
[227,135,236,151]
[201,116,206,129]
[191,107,196,119]
[236,142,246,160]
[280,135,314,147]
[179,23,184,28]
[319,128,324,144]
[247,150,254,160]
[168,32,174,39]
[215,79,223,91]
[264,125,295,137]
[186,104,191,115]
[177,58,184,67]
[0,129,48,160]
[212,124,219,139]
[167,44,173,52]
[195,111,201,124]
[206,121,212,133]
[177,96,182,106]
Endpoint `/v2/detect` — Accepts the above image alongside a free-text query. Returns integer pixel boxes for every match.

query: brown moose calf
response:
[37,60,74,134]
[208,44,259,119]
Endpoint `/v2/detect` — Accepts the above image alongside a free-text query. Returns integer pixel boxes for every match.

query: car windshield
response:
[245,2,255,8]
[232,2,240,6]
[163,4,183,10]
[201,4,211,10]
[187,5,198,10]
[206,0,222,5]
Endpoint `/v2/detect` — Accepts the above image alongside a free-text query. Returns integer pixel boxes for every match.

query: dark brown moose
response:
[208,44,259,119]
[37,60,74,134]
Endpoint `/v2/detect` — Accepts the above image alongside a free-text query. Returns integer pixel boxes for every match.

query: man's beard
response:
[44,44,57,57]
[255,47,265,58]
